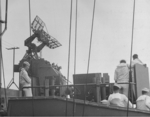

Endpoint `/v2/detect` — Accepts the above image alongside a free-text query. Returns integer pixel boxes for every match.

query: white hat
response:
[142,88,149,92]
[101,100,109,105]
[114,83,121,89]
[23,61,30,66]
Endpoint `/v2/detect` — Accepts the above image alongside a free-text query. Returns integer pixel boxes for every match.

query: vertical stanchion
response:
[0,0,2,110]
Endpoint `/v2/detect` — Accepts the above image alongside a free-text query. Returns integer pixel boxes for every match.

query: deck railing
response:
[22,82,136,108]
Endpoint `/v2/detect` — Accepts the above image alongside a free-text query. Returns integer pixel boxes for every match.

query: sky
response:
[1,0,150,89]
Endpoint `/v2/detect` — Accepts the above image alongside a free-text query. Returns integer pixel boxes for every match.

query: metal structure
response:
[31,16,62,49]
[0,0,8,114]
[17,16,66,97]
[7,47,19,89]
[7,96,150,116]
[0,0,2,111]
[23,16,62,60]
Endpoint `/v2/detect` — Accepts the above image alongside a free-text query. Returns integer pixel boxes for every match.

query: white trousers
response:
[119,83,129,97]
[23,84,32,97]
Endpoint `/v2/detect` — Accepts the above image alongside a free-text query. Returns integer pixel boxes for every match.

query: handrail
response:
[22,82,136,89]
[20,82,136,109]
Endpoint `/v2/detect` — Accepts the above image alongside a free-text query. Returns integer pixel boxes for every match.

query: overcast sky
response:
[1,0,150,89]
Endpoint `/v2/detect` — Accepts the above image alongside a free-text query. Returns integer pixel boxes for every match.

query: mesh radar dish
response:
[38,30,62,49]
[31,16,45,33]
[31,16,62,49]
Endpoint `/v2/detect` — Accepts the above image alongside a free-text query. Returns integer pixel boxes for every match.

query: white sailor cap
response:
[114,83,121,89]
[142,88,149,92]
[101,100,109,105]
[23,61,30,66]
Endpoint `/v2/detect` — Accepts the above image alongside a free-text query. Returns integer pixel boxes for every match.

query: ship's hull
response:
[7,96,150,116]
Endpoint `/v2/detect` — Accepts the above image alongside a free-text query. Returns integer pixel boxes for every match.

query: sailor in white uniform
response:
[136,88,150,111]
[19,61,32,97]
[114,60,129,97]
[108,84,132,108]
[131,54,144,67]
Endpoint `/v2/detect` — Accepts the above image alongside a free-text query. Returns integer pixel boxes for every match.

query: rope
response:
[82,0,96,116]
[65,0,73,116]
[28,0,35,116]
[73,0,78,116]
[127,0,136,116]
[5,0,8,30]
[29,0,31,36]
[2,40,17,47]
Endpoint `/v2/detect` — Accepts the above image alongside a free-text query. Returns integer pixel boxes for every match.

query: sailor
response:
[114,60,129,97]
[108,84,132,108]
[136,88,150,111]
[19,61,32,97]
[131,54,145,67]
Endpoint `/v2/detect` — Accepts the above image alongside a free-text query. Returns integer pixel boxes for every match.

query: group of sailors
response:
[114,54,145,97]
[102,54,150,111]
[105,83,150,111]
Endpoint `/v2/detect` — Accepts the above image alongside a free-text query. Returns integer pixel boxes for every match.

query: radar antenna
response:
[23,16,62,60]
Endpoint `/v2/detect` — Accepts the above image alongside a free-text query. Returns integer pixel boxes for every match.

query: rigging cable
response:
[2,40,17,48]
[73,0,78,116]
[29,0,31,36]
[65,0,73,116]
[28,0,35,116]
[127,0,136,116]
[82,0,96,116]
